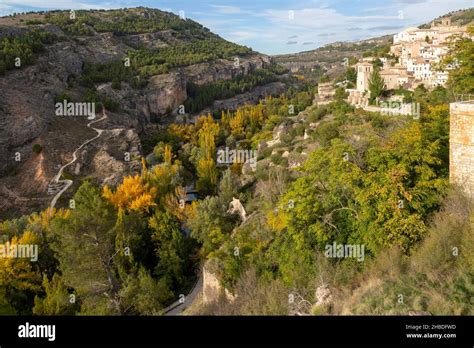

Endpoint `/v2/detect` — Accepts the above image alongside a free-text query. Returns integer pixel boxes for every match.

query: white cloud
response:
[210,5,243,14]
[248,0,473,54]
[0,0,114,10]
[0,3,13,16]
[225,27,277,43]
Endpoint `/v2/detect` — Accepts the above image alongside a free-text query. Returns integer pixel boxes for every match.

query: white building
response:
[356,62,373,92]
[389,18,470,89]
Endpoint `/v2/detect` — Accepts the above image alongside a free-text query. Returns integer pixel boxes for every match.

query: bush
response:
[270,153,283,165]
[0,29,56,74]
[258,147,272,160]
[54,93,71,103]
[102,96,119,112]
[26,20,44,25]
[313,121,340,146]
[32,144,42,154]
[308,106,328,123]
[294,123,306,137]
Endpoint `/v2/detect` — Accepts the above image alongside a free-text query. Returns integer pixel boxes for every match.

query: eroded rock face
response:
[266,123,292,147]
[202,259,236,304]
[123,30,177,49]
[227,197,247,222]
[146,73,187,116]
[86,128,142,187]
[182,55,270,86]
[0,33,107,178]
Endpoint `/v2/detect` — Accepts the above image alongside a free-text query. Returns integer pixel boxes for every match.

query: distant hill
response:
[419,7,474,28]
[272,35,391,82]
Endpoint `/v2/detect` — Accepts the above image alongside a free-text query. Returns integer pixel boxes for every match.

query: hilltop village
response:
[346,18,471,106]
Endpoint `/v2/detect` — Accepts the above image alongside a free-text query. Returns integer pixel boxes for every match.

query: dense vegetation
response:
[184,67,283,113]
[0,29,56,75]
[130,38,251,78]
[44,8,211,36]
[192,85,473,316]
[78,35,252,90]
[0,159,197,314]
[0,84,315,315]
[187,32,473,315]
[444,25,474,94]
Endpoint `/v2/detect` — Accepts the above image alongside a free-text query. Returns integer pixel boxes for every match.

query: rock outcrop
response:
[227,197,247,222]
[202,259,236,304]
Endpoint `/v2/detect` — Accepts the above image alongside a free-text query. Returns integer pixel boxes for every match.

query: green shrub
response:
[313,121,340,146]
[54,93,71,103]
[270,153,283,165]
[32,144,42,154]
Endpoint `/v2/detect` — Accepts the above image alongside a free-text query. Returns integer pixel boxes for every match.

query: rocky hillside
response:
[0,7,277,219]
[273,35,391,82]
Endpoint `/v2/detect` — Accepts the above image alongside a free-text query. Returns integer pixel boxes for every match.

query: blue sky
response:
[0,0,472,54]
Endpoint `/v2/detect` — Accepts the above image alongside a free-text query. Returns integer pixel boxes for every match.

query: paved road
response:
[164,272,203,315]
[49,112,107,209]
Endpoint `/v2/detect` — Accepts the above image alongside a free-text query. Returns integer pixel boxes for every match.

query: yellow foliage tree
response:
[168,124,193,142]
[164,145,173,164]
[103,175,157,215]
[198,116,220,159]
[162,186,199,223]
[146,160,182,201]
[27,208,70,232]
[229,108,245,136]
[0,230,41,292]
[266,209,288,232]
[196,158,218,193]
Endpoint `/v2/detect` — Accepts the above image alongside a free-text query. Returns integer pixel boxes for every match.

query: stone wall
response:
[317,82,336,100]
[449,102,474,199]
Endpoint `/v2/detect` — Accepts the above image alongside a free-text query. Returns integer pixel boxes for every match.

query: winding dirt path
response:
[49,111,107,210]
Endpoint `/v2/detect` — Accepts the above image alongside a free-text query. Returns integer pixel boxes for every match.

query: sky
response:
[0,0,472,55]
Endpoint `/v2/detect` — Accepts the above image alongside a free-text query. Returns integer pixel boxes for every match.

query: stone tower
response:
[356,62,373,93]
[449,102,474,198]
[441,18,451,27]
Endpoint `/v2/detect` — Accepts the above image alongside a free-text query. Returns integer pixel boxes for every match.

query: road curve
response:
[49,111,107,210]
[164,272,203,316]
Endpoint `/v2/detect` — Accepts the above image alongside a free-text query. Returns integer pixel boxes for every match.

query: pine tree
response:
[368,68,384,102]
[50,181,124,314]
[33,274,78,315]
